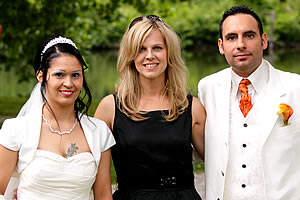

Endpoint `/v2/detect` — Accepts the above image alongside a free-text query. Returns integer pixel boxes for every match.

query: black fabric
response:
[112,95,202,200]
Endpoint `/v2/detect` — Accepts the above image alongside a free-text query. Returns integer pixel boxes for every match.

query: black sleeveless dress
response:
[112,95,202,200]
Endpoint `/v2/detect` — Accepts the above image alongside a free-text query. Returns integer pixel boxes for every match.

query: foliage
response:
[193,161,205,173]
[1,0,300,82]
[0,0,121,81]
[0,96,27,117]
[234,0,300,47]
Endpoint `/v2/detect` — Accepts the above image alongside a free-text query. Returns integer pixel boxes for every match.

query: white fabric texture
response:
[0,104,115,173]
[223,83,268,200]
[17,150,96,200]
[0,101,116,199]
[3,83,43,199]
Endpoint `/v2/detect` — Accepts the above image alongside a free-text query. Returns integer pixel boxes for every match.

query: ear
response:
[36,71,43,83]
[262,33,268,50]
[218,38,225,55]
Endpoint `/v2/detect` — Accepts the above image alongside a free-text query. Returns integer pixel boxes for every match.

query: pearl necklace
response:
[42,114,77,135]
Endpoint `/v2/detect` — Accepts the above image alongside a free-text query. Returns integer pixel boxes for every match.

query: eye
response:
[140,47,146,52]
[72,73,81,78]
[246,33,255,38]
[153,46,162,50]
[54,72,64,78]
[226,36,236,41]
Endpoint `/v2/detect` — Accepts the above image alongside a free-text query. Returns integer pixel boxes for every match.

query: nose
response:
[146,49,154,60]
[63,76,73,87]
[237,37,246,50]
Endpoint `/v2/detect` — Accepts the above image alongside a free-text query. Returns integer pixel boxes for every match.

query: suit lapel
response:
[258,62,286,145]
[218,69,232,145]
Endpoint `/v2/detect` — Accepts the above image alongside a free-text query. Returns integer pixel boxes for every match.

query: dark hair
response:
[219,5,264,39]
[34,36,92,120]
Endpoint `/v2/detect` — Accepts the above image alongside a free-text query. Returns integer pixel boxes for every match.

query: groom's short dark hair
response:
[219,5,264,39]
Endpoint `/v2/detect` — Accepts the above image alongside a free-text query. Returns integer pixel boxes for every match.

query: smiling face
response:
[37,54,83,108]
[218,14,268,77]
[134,28,168,82]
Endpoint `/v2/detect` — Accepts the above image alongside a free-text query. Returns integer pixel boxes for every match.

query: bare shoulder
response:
[192,97,205,114]
[192,96,206,122]
[97,94,115,109]
[94,94,115,130]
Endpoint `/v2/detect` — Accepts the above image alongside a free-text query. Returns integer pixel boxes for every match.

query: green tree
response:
[0,0,121,81]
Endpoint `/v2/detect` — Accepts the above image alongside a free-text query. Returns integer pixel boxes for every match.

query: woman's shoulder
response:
[94,94,115,130]
[95,94,115,114]
[1,115,29,129]
[191,96,205,111]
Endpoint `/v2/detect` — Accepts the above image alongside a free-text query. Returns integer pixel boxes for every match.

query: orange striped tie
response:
[239,79,253,117]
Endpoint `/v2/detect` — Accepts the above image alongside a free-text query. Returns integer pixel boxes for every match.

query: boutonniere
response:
[277,103,293,126]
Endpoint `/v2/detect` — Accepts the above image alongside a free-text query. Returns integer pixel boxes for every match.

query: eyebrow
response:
[142,43,165,47]
[244,30,257,35]
[51,69,82,73]
[51,69,65,73]
[224,30,257,38]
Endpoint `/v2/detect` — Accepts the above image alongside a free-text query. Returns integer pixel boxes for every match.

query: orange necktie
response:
[239,79,253,117]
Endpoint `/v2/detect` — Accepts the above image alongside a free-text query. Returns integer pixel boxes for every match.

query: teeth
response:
[145,64,157,67]
[61,91,73,94]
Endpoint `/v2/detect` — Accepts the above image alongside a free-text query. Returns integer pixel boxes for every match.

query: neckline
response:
[140,109,168,113]
[36,149,93,160]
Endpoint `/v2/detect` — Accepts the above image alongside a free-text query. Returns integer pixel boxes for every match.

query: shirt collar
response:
[231,59,269,95]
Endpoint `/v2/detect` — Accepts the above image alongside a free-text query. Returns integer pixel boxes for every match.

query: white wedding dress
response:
[17,150,97,200]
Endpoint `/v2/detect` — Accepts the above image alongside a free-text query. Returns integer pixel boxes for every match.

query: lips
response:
[144,63,159,70]
[234,53,251,58]
[60,90,74,96]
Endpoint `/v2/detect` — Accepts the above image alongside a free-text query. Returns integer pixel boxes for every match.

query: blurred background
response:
[1,0,300,122]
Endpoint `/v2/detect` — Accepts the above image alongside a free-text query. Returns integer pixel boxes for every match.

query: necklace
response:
[42,114,77,135]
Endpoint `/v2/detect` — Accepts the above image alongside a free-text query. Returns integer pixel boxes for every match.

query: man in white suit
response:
[198,5,300,200]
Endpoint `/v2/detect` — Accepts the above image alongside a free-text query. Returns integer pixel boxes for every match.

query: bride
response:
[0,36,115,200]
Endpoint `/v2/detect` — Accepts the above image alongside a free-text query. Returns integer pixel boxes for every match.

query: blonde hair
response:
[116,17,188,121]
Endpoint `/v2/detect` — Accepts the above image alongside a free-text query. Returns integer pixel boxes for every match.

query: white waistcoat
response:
[223,86,267,200]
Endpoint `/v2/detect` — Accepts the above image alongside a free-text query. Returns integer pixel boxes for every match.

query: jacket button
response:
[242,184,246,188]
[221,171,224,176]
[243,123,248,127]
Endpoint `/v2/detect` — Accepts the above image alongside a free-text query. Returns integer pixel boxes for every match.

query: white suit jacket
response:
[198,59,300,200]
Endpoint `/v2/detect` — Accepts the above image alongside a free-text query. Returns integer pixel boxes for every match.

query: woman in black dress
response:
[94,15,206,200]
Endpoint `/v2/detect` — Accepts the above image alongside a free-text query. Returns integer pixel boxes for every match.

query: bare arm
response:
[191,97,206,160]
[0,145,18,195]
[93,94,115,199]
[93,149,113,200]
[94,94,115,131]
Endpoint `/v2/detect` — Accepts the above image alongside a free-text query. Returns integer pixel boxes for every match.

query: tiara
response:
[41,36,77,55]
